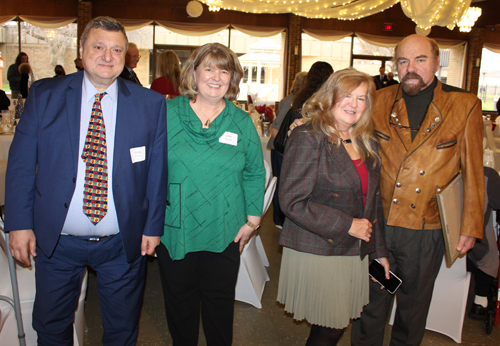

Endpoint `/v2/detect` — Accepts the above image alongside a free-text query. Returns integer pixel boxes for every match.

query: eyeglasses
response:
[388,92,420,131]
[126,54,141,59]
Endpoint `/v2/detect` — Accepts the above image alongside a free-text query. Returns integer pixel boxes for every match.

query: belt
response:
[68,234,116,242]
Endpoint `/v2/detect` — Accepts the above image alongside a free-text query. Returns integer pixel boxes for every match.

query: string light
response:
[457,6,482,32]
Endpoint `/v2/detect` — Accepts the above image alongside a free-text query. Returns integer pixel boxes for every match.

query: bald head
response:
[394,34,440,96]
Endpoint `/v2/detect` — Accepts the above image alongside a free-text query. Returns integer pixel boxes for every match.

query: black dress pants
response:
[351,223,444,346]
[157,241,240,346]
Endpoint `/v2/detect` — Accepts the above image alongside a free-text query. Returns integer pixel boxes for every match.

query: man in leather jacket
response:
[351,34,485,346]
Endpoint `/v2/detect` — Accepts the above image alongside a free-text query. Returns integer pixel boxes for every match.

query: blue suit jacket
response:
[4,71,168,262]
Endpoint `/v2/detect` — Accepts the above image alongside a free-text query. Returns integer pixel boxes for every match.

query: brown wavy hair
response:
[179,43,243,101]
[302,68,379,165]
[158,51,181,90]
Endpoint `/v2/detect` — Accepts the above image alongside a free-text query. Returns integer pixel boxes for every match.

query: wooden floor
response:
[83,206,500,345]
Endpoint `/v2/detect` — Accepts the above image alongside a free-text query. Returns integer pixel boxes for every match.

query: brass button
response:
[431,123,436,127]
[333,193,339,198]
[436,188,441,193]
[420,170,425,175]
[411,204,416,209]
[328,239,334,244]
[396,182,401,188]
[435,117,440,123]
[416,188,421,193]
[376,191,380,195]
[393,199,399,204]
[426,128,431,133]
[422,132,427,136]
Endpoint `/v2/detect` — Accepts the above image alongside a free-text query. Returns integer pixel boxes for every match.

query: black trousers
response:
[156,241,240,346]
[270,149,285,226]
[351,223,444,346]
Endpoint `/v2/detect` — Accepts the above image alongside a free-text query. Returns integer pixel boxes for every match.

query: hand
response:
[456,235,476,255]
[234,224,255,252]
[287,118,304,137]
[348,218,372,243]
[9,229,37,266]
[371,257,390,290]
[141,235,161,256]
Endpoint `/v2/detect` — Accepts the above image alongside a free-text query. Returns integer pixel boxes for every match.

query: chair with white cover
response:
[389,255,471,343]
[264,159,271,189]
[235,176,277,308]
[485,125,500,171]
[0,225,88,346]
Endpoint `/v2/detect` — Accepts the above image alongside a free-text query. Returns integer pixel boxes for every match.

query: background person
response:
[120,42,142,85]
[156,42,265,346]
[277,68,389,345]
[151,50,181,98]
[74,57,84,71]
[7,52,28,99]
[373,66,388,90]
[268,71,307,229]
[53,64,66,77]
[18,62,31,98]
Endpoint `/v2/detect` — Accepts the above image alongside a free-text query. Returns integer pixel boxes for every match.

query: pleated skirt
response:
[277,247,369,329]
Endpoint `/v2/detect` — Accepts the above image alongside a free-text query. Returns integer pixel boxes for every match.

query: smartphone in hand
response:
[369,259,402,294]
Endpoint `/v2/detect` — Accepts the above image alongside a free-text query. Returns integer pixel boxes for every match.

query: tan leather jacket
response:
[373,80,484,238]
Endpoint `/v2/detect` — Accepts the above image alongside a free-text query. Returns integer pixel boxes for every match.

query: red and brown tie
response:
[82,92,108,225]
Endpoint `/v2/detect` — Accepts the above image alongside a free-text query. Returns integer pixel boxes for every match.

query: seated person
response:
[467,166,500,319]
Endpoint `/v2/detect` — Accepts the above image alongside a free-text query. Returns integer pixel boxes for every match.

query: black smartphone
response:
[369,259,402,294]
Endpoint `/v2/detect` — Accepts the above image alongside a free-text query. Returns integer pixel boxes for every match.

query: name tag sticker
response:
[219,132,238,146]
[130,146,146,163]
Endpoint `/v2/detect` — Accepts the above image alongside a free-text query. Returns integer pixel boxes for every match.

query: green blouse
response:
[162,96,265,260]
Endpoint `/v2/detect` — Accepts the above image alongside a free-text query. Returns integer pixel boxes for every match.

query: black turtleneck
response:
[403,77,438,141]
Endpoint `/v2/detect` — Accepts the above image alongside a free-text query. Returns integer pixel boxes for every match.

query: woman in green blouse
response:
[156,43,266,346]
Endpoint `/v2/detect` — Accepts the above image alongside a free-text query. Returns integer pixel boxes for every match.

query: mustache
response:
[401,72,424,84]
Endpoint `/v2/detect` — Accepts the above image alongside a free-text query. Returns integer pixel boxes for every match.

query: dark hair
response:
[55,65,66,76]
[292,61,333,111]
[80,16,128,50]
[15,52,28,66]
[179,43,243,101]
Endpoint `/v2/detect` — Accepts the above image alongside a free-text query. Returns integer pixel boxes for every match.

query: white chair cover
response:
[0,229,88,346]
[264,159,271,189]
[485,125,500,171]
[235,176,277,308]
[389,255,471,343]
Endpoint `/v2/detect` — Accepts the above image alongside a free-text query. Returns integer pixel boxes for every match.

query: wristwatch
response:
[246,220,260,231]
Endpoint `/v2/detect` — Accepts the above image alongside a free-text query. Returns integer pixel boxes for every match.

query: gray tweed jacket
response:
[279,123,388,260]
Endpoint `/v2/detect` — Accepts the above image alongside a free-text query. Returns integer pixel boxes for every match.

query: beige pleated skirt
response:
[277,247,369,329]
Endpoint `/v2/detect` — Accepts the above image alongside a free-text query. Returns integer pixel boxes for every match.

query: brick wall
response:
[77,1,92,54]
[466,27,484,94]
[286,14,302,95]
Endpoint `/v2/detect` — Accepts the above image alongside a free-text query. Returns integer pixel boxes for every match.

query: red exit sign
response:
[384,23,393,31]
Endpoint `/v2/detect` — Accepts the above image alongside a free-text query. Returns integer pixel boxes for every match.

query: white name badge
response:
[130,146,146,163]
[219,132,238,146]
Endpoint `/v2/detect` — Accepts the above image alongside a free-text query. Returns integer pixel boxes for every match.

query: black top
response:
[403,77,438,141]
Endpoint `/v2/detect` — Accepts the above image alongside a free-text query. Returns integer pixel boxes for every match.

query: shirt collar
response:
[82,73,118,103]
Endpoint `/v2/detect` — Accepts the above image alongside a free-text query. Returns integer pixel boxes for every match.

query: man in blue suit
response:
[5,16,167,345]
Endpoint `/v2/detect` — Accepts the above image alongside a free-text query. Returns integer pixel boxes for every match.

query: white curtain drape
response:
[155,20,228,36]
[18,16,76,28]
[400,0,471,34]
[117,19,154,31]
[302,29,353,42]
[231,25,285,38]
[0,16,16,26]
[484,44,500,54]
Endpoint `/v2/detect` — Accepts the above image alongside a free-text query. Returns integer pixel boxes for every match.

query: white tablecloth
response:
[0,133,14,161]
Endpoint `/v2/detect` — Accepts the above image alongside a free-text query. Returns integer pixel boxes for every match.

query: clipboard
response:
[436,173,463,267]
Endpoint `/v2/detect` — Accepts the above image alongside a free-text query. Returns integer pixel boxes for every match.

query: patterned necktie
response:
[82,92,108,225]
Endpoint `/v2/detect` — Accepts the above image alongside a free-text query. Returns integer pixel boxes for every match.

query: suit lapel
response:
[113,78,132,177]
[65,73,84,174]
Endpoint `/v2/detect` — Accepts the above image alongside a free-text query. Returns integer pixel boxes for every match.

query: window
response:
[302,33,351,73]
[478,48,500,111]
